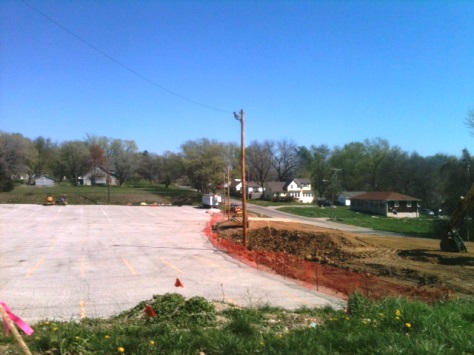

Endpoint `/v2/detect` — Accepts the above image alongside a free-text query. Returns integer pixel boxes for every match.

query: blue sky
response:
[1,0,473,157]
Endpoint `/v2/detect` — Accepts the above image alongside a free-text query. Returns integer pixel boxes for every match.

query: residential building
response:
[81,167,118,186]
[338,191,366,206]
[34,175,55,187]
[351,191,421,218]
[264,178,315,203]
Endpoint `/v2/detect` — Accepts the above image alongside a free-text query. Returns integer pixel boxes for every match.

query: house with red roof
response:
[350,191,421,218]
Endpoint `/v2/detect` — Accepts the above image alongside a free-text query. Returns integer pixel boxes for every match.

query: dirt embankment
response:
[214,219,474,301]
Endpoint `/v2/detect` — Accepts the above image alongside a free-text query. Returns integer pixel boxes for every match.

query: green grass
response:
[0,183,202,206]
[2,293,473,354]
[278,206,437,238]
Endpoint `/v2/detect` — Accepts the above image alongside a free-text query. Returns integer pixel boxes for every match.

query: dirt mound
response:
[213,219,474,301]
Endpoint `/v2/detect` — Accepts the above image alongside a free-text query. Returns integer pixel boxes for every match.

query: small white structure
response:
[338,191,366,206]
[202,194,222,208]
[82,167,118,186]
[34,175,55,187]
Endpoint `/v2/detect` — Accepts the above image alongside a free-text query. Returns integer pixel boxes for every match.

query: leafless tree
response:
[272,139,299,181]
[246,139,275,190]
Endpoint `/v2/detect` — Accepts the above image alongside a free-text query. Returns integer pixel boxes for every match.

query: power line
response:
[20,0,231,114]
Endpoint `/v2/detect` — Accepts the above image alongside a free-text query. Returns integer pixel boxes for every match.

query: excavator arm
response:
[440,184,472,252]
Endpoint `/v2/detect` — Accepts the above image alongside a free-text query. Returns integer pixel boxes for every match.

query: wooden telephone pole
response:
[234,109,248,248]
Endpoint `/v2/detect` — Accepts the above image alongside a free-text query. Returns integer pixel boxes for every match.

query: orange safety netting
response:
[204,213,452,303]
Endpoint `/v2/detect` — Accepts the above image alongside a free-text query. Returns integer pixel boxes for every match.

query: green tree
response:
[329,142,367,190]
[161,151,185,188]
[0,132,37,187]
[297,144,331,198]
[181,138,228,193]
[60,140,90,185]
[109,139,139,186]
[32,136,57,178]
[363,138,389,190]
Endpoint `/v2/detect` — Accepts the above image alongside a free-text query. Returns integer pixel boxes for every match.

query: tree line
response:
[0,131,473,215]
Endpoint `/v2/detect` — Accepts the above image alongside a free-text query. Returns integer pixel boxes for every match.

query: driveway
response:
[0,204,345,323]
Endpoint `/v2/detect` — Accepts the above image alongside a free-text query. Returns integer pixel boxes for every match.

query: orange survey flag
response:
[144,304,156,317]
[174,278,184,288]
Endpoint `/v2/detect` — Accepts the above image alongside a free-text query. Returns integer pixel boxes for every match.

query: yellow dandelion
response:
[149,340,155,346]
[105,335,111,339]
[118,346,125,353]
[395,309,401,317]
[53,327,59,332]
[395,316,400,321]
[75,336,80,341]
[405,323,411,328]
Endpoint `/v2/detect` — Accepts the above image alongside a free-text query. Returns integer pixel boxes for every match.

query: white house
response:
[264,178,315,203]
[34,175,55,187]
[230,179,264,199]
[285,178,314,203]
[82,167,118,186]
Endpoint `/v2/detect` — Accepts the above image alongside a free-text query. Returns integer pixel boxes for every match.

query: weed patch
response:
[2,293,473,354]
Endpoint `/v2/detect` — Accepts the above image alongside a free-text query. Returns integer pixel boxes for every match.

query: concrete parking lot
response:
[0,204,345,323]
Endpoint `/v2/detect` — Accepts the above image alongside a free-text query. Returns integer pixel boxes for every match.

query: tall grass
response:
[2,293,473,354]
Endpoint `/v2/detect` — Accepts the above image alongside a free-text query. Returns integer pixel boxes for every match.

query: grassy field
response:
[275,205,439,238]
[0,183,202,206]
[1,293,473,354]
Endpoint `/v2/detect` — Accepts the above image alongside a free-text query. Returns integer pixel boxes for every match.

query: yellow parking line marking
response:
[193,255,231,273]
[80,300,86,318]
[160,258,184,274]
[26,257,44,278]
[81,256,86,277]
[122,257,137,275]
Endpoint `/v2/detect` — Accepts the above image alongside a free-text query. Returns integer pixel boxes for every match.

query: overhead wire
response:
[20,0,232,114]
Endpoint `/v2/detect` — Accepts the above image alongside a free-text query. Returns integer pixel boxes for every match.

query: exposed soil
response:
[213,218,474,301]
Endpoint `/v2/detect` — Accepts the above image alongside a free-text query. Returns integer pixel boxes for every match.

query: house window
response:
[407,202,412,208]
[394,201,399,208]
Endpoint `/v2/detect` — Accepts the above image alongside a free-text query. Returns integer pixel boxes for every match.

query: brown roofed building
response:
[351,191,421,218]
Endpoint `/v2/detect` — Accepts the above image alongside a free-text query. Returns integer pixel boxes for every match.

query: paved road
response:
[242,201,412,237]
[0,204,345,323]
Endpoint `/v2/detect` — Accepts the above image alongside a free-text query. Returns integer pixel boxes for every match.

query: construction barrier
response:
[205,213,452,302]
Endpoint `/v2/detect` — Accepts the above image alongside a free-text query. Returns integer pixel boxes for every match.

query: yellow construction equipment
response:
[43,194,67,206]
[45,194,55,205]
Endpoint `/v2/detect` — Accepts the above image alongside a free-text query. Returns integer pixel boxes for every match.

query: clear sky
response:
[1,0,473,157]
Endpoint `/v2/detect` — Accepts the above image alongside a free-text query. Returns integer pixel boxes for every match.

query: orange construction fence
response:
[204,213,452,302]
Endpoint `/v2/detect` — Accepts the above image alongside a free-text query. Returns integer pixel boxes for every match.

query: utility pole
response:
[227,166,231,221]
[331,168,342,221]
[467,162,470,242]
[234,109,248,248]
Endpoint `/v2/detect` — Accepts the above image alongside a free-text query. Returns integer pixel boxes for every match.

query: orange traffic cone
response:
[144,304,156,317]
[174,278,184,288]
